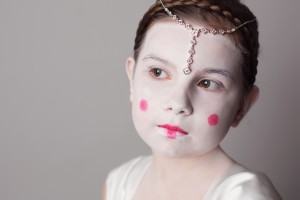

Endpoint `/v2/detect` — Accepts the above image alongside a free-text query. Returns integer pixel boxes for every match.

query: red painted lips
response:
[157,124,188,135]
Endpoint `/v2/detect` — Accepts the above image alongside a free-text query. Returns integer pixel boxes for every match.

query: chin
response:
[150,141,221,158]
[150,143,207,158]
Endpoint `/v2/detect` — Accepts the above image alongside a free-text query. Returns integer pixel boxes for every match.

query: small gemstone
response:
[202,28,208,34]
[172,15,177,20]
[187,58,193,64]
[189,49,195,55]
[178,20,183,24]
[183,67,192,75]
[210,29,217,35]
[219,30,225,35]
[191,30,199,37]
[185,24,191,30]
[191,39,197,45]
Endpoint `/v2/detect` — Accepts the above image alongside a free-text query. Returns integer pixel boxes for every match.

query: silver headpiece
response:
[159,0,256,75]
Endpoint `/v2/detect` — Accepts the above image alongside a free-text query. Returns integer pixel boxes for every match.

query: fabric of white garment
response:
[106,156,282,200]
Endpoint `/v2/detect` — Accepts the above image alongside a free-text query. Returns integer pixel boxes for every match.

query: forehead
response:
[138,20,242,72]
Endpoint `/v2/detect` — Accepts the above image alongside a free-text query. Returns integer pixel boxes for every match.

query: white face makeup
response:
[126,21,244,158]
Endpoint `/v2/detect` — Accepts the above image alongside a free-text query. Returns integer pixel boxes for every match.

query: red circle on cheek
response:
[140,99,148,111]
[208,114,219,126]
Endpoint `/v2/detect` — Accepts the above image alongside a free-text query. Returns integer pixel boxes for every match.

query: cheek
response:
[208,114,219,126]
[139,99,148,112]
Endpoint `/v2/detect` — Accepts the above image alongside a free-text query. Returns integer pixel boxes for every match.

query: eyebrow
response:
[142,55,174,67]
[202,68,235,81]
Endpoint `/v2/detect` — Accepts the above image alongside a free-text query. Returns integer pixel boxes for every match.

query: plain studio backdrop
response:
[0,0,299,199]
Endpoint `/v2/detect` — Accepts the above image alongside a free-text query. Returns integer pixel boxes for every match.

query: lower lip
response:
[158,126,188,139]
[166,130,179,139]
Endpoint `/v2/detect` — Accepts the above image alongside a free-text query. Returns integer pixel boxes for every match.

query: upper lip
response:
[157,124,188,135]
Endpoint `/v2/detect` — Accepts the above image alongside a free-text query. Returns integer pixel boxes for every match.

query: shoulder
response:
[219,171,282,199]
[206,164,282,200]
[105,155,152,200]
[107,155,151,184]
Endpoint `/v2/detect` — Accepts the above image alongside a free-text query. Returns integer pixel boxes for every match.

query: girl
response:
[104,0,282,199]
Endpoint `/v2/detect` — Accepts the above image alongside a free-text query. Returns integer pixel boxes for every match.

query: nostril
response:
[163,97,193,116]
[165,107,173,112]
[164,103,193,116]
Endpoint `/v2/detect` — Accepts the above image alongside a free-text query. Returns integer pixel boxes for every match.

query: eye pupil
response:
[201,80,210,88]
[154,69,161,76]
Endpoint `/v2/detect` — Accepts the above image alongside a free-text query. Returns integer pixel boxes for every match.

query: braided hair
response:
[133,0,259,95]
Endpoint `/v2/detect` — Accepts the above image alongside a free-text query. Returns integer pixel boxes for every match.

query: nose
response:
[163,88,193,116]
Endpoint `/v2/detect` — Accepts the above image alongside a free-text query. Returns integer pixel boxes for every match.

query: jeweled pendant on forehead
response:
[159,0,256,76]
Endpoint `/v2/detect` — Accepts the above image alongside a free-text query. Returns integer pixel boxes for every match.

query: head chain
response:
[159,0,256,75]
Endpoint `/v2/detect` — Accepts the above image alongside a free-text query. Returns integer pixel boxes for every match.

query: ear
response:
[125,57,136,102]
[231,86,259,127]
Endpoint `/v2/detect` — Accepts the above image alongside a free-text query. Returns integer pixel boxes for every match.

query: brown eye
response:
[198,79,222,90]
[199,80,211,88]
[149,67,169,79]
[152,68,162,77]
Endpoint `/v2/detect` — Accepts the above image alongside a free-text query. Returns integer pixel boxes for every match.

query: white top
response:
[106,156,282,200]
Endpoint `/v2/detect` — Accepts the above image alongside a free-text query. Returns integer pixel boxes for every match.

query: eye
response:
[149,67,170,79]
[197,79,223,91]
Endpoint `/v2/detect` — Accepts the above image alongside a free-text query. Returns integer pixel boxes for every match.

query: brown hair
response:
[133,0,259,95]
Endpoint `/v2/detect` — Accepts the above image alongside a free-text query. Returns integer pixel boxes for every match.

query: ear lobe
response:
[125,57,136,102]
[231,86,259,127]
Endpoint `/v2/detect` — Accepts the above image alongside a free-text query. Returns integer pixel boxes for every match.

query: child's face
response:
[126,21,244,157]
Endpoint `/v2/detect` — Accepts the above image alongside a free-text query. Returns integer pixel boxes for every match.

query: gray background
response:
[0,0,299,199]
